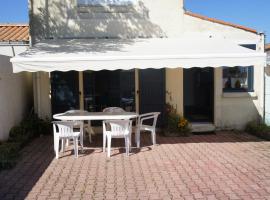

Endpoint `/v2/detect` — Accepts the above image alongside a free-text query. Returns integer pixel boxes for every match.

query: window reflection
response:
[223,66,254,92]
[83,70,135,112]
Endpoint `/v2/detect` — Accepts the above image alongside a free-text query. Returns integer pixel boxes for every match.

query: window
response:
[240,44,256,50]
[77,0,136,6]
[83,70,135,112]
[223,44,256,92]
[223,66,254,92]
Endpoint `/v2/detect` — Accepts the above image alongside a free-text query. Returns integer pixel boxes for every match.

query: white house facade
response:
[267,44,270,65]
[265,44,270,125]
[0,25,33,141]
[11,0,266,130]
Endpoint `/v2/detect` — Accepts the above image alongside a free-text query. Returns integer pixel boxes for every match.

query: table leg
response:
[66,138,69,147]
[87,120,95,143]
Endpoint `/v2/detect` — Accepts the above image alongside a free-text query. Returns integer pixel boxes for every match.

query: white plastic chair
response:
[103,120,132,157]
[135,112,160,148]
[65,110,92,143]
[103,107,125,113]
[52,121,83,159]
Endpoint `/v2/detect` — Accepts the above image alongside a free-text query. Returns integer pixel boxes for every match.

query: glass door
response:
[51,71,80,115]
[83,70,135,112]
[184,67,214,122]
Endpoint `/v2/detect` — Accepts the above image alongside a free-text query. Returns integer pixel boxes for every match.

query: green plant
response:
[21,114,52,136]
[8,126,30,147]
[165,104,191,136]
[0,114,52,170]
[245,121,270,140]
[0,142,21,170]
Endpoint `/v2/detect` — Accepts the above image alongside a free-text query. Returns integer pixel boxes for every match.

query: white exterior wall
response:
[265,50,270,125]
[183,15,261,43]
[30,0,265,130]
[0,46,33,141]
[30,0,184,41]
[183,15,265,130]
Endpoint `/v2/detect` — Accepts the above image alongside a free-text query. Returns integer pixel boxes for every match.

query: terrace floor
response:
[0,132,270,200]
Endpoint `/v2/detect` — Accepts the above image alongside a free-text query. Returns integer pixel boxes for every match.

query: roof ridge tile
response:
[185,11,258,34]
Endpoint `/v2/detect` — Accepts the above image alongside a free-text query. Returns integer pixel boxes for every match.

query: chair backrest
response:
[65,110,87,123]
[52,121,83,137]
[103,120,132,137]
[103,107,125,113]
[139,112,160,128]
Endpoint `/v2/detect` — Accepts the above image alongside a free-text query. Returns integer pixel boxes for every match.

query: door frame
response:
[138,68,166,127]
[139,69,166,113]
[79,72,84,110]
[183,67,215,123]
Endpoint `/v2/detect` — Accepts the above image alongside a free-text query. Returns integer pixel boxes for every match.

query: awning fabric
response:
[11,38,266,73]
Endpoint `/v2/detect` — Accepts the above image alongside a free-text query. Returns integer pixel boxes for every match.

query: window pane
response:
[83,70,135,112]
[223,66,253,92]
[240,44,256,50]
[51,71,80,115]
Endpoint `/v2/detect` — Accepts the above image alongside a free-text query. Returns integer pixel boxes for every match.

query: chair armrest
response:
[138,113,160,127]
[139,112,160,118]
[52,123,58,134]
[138,112,155,119]
[103,121,107,133]
[140,116,156,125]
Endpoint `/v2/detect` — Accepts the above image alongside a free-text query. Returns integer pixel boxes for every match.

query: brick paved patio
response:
[0,132,270,200]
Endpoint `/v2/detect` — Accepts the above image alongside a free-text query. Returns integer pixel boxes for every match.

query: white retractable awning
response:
[11,38,266,73]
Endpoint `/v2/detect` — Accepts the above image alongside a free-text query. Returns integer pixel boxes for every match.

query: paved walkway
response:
[0,132,270,200]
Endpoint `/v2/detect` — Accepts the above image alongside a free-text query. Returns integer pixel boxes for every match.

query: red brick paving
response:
[0,132,270,200]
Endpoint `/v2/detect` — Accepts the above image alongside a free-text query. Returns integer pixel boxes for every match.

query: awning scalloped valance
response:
[11,38,266,73]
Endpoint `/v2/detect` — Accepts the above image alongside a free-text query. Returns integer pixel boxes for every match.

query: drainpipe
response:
[260,32,266,124]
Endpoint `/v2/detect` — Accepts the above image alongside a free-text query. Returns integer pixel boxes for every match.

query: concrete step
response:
[191,122,216,133]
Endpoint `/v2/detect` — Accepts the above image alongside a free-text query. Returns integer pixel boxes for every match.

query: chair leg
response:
[55,137,59,159]
[74,137,78,158]
[88,131,92,143]
[125,136,129,156]
[80,131,84,151]
[53,135,57,153]
[151,130,156,145]
[136,129,140,148]
[66,139,69,147]
[103,133,106,153]
[88,121,93,143]
[61,139,65,153]
[107,135,111,157]
[129,134,132,152]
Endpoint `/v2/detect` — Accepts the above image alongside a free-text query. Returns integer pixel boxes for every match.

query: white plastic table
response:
[53,111,138,121]
[53,111,138,143]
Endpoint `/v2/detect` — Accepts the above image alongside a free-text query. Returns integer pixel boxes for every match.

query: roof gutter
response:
[0,41,29,46]
[0,43,29,47]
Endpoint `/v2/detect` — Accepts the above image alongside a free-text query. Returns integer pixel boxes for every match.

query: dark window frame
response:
[223,66,254,93]
[223,44,256,93]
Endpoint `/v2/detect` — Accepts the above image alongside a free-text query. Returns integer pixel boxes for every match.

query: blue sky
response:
[0,0,269,42]
[185,0,270,43]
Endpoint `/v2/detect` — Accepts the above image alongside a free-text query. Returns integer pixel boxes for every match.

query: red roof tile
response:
[185,11,258,34]
[266,44,270,51]
[0,24,29,42]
